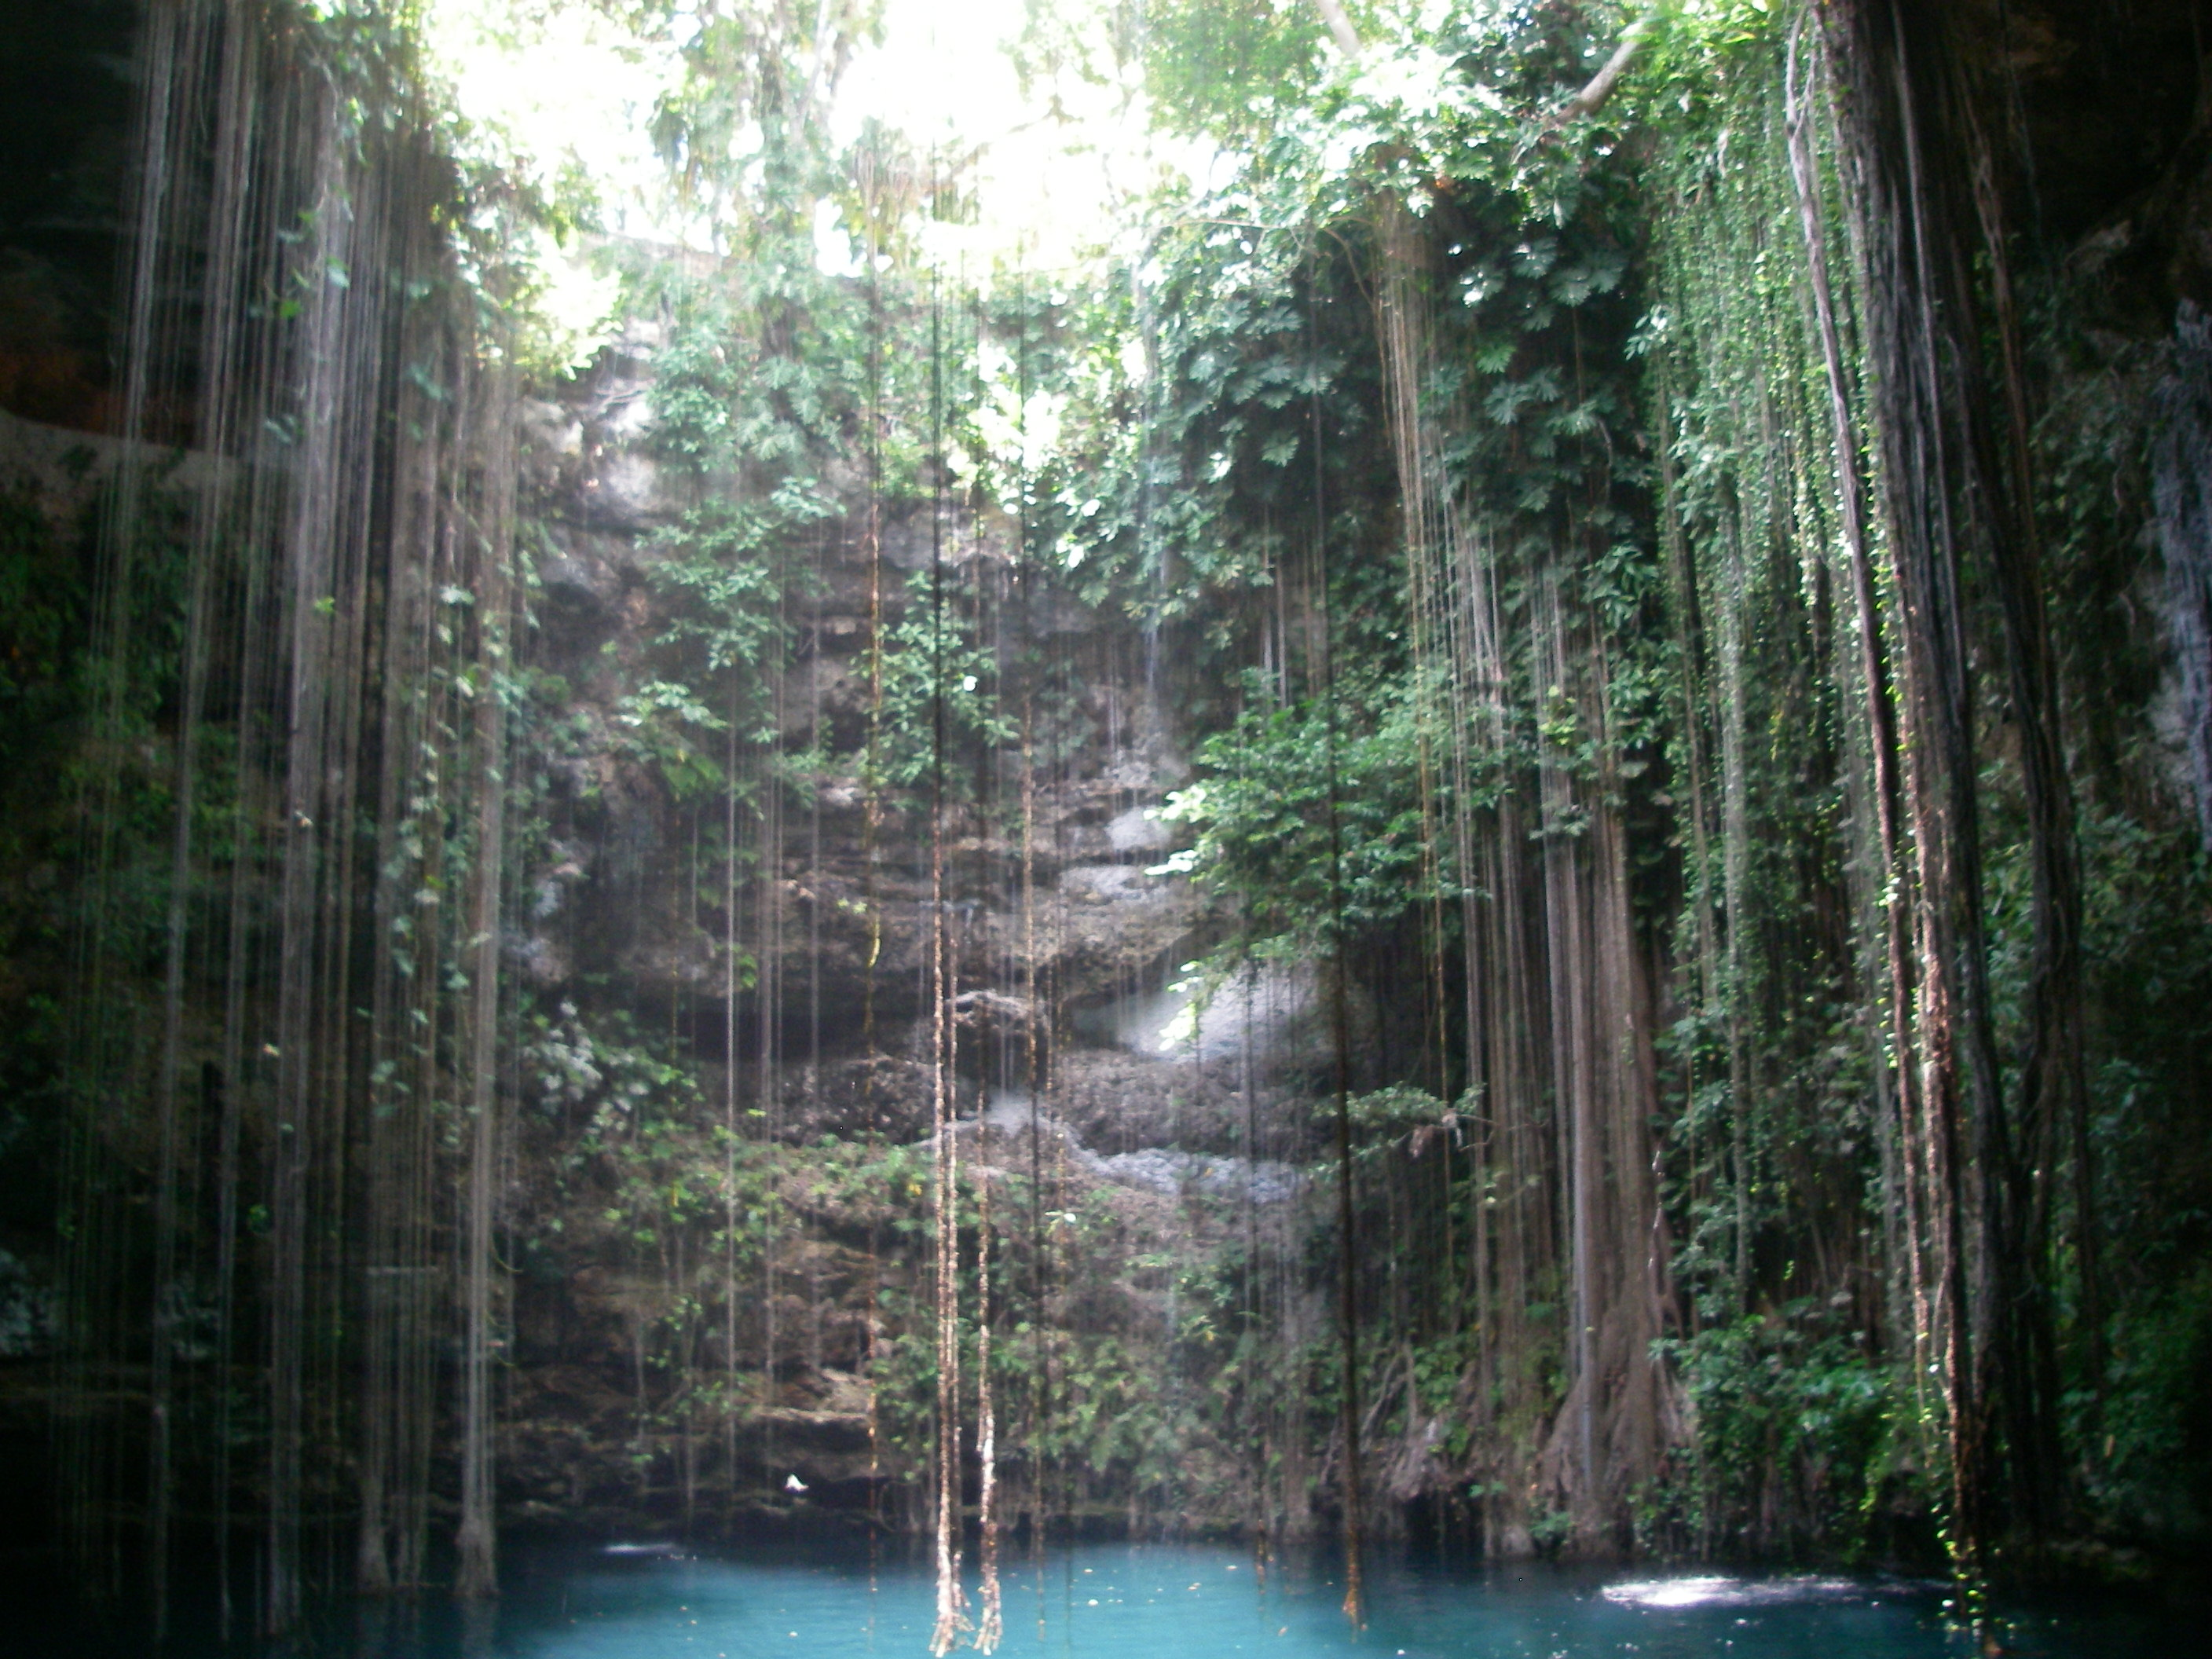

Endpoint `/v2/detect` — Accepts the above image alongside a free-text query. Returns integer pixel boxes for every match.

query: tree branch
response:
[1313,0,1363,60]
[1549,13,1654,126]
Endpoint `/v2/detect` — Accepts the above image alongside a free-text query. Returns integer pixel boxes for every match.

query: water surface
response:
[439,1540,2177,1659]
[13,1537,2186,1657]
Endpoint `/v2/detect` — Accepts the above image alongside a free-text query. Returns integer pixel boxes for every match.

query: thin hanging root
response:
[973,1116,1002,1654]
[928,911,966,1659]
[1308,261,1364,1628]
[57,1,531,1630]
[928,258,968,1659]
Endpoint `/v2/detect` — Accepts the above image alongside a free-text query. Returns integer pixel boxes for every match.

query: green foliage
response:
[22,0,2188,1560]
[0,488,84,719]
[866,570,1020,800]
[1162,672,1434,942]
[638,260,877,483]
[483,0,2212,1558]
[615,0,882,230]
[1339,1082,1456,1138]
[1659,1305,1899,1556]
[610,679,730,800]
[2093,1266,2212,1547]
[1041,219,1364,653]
[1134,0,1333,146]
[1635,0,1888,1359]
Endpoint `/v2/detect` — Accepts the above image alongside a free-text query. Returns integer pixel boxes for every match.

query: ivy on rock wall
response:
[1091,0,2212,1574]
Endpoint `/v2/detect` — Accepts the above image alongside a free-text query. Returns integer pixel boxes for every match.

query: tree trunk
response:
[1820,0,2076,1569]
[456,361,517,1602]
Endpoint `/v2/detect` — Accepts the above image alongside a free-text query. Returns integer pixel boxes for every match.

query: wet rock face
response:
[768,1055,942,1146]
[515,328,1216,1084]
[1105,805,1172,855]
[499,316,1299,1519]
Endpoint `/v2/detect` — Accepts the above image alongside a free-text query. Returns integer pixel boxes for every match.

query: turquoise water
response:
[458,1541,2170,1659]
[12,1538,2188,1656]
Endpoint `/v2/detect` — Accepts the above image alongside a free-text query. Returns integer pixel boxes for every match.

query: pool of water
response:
[13,1537,2189,1657]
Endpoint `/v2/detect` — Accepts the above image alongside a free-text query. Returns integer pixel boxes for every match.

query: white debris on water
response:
[1602,1575,1863,1610]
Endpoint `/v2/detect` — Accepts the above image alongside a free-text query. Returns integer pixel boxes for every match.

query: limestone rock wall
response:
[490,313,1340,1533]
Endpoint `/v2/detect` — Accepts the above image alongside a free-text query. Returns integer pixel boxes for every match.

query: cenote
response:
[2,0,2209,1650]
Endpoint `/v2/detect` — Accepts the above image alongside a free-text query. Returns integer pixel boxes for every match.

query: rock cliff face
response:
[487,318,1338,1533]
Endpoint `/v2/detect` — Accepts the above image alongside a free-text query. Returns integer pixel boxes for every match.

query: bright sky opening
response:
[416,0,1218,359]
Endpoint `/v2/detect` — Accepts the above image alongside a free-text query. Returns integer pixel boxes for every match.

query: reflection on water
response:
[1602,1574,1867,1609]
[5,1538,2190,1658]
